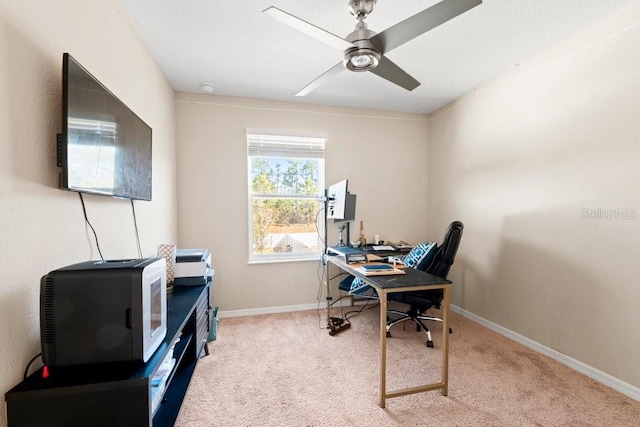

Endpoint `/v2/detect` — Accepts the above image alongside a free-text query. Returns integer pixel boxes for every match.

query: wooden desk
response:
[325,255,451,408]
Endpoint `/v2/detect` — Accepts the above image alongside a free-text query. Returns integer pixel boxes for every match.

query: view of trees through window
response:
[250,156,322,257]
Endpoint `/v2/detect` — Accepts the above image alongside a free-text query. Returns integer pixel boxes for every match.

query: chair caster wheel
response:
[426,341,434,348]
[449,328,453,334]
[386,331,391,338]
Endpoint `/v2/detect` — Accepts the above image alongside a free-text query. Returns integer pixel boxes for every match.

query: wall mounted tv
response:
[58,53,152,201]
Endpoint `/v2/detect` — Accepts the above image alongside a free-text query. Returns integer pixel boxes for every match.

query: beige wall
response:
[0,1,177,421]
[429,2,640,389]
[175,94,430,312]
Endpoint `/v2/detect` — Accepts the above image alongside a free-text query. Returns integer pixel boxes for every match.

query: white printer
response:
[174,248,214,286]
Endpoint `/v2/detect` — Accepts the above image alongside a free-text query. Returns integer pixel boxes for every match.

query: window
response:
[247,130,325,263]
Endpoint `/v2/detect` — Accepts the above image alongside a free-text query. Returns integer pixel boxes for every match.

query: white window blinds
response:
[246,132,325,159]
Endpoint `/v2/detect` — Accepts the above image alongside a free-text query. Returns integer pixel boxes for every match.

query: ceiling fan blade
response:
[369,56,420,91]
[369,0,482,54]
[296,62,344,96]
[263,6,354,51]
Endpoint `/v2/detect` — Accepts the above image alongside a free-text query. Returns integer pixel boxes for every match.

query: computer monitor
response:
[326,179,356,221]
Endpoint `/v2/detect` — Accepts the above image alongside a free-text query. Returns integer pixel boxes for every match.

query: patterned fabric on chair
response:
[402,241,438,270]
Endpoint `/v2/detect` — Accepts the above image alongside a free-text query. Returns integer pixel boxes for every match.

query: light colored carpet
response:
[176,305,640,426]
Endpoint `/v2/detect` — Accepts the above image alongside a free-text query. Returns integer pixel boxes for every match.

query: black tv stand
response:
[5,284,211,427]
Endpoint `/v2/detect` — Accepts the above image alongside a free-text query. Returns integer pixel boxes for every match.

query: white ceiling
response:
[119,0,633,114]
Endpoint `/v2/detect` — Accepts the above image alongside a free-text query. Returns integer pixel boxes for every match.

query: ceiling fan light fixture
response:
[343,47,380,72]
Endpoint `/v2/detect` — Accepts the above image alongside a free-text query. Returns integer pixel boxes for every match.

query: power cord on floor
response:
[344,299,379,321]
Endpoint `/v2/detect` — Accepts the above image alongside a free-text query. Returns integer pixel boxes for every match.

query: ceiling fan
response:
[264,0,482,96]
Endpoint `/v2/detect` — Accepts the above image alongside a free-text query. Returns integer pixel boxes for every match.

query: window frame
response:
[247,130,325,264]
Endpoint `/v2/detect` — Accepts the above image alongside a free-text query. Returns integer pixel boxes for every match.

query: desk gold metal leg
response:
[441,285,450,396]
[379,290,387,408]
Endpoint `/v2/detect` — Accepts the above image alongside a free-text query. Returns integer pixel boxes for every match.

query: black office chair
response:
[386,221,464,347]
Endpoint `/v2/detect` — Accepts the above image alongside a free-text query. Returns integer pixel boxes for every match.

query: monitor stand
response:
[336,222,351,246]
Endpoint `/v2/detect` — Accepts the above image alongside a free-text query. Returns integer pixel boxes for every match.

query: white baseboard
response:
[451,305,640,402]
[219,303,319,318]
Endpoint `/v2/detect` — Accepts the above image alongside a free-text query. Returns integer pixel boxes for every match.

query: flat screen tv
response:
[58,53,152,200]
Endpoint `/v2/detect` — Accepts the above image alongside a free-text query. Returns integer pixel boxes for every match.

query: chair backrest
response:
[425,221,464,280]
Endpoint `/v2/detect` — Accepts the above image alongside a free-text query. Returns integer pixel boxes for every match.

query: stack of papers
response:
[371,245,395,251]
[356,264,405,276]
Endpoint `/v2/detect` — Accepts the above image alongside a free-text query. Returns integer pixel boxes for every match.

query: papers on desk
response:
[395,244,414,249]
[356,264,405,276]
[372,245,395,251]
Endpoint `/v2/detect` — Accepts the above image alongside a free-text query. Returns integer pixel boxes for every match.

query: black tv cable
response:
[78,193,104,261]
